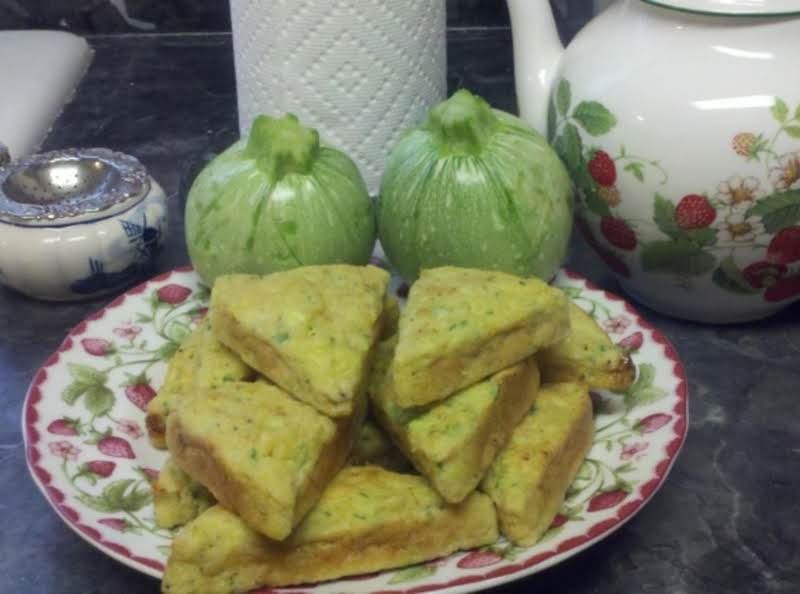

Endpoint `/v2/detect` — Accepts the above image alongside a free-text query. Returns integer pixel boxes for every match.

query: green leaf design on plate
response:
[164,320,191,344]
[63,364,109,406]
[501,544,523,561]
[616,462,635,474]
[624,363,667,407]
[157,341,179,361]
[77,479,152,513]
[83,427,111,446]
[624,162,644,182]
[76,469,98,486]
[712,256,759,295]
[62,382,89,405]
[771,98,789,123]
[157,545,172,557]
[572,101,617,136]
[574,459,592,482]
[617,478,635,494]
[556,79,572,117]
[641,239,716,276]
[68,363,107,385]
[785,126,800,139]
[84,385,115,416]
[746,190,800,233]
[388,564,437,584]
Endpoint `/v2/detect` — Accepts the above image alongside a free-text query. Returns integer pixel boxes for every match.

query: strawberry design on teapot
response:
[508,0,800,322]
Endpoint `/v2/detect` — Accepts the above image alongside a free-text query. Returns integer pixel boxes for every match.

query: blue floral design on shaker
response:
[70,212,163,295]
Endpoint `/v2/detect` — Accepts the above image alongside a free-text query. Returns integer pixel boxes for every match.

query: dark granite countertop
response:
[1,30,798,594]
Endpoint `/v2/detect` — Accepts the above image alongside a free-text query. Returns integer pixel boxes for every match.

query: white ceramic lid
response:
[643,0,800,15]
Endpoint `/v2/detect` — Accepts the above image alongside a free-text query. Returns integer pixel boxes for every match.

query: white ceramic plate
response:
[23,264,688,593]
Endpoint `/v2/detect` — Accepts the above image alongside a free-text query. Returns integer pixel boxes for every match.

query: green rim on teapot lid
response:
[642,0,800,15]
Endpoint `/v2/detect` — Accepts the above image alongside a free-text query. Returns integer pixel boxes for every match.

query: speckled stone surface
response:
[1,30,799,594]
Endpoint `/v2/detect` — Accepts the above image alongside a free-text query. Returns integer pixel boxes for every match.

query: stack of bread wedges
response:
[146,265,636,594]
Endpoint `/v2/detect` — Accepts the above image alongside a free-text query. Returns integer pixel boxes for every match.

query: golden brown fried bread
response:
[537,302,635,389]
[152,456,215,529]
[347,419,412,473]
[146,317,254,448]
[166,381,365,541]
[482,382,594,546]
[162,466,498,593]
[210,265,390,417]
[392,267,569,407]
[370,337,540,502]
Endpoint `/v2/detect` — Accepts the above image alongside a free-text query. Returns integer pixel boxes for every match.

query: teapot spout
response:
[507,0,565,135]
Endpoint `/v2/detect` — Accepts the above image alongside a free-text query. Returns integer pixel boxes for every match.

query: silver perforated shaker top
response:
[0,148,150,226]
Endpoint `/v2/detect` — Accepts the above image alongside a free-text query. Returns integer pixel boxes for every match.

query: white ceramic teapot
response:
[508,0,800,323]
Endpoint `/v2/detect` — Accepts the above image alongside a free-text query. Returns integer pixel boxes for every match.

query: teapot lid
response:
[643,0,800,15]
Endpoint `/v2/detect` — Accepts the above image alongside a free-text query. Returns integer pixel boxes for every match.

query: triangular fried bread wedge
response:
[537,302,635,390]
[162,467,497,593]
[370,336,541,503]
[166,381,365,541]
[482,382,593,546]
[392,267,569,407]
[210,265,390,417]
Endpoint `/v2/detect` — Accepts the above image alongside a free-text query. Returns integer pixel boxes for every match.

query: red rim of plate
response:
[21,266,689,591]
